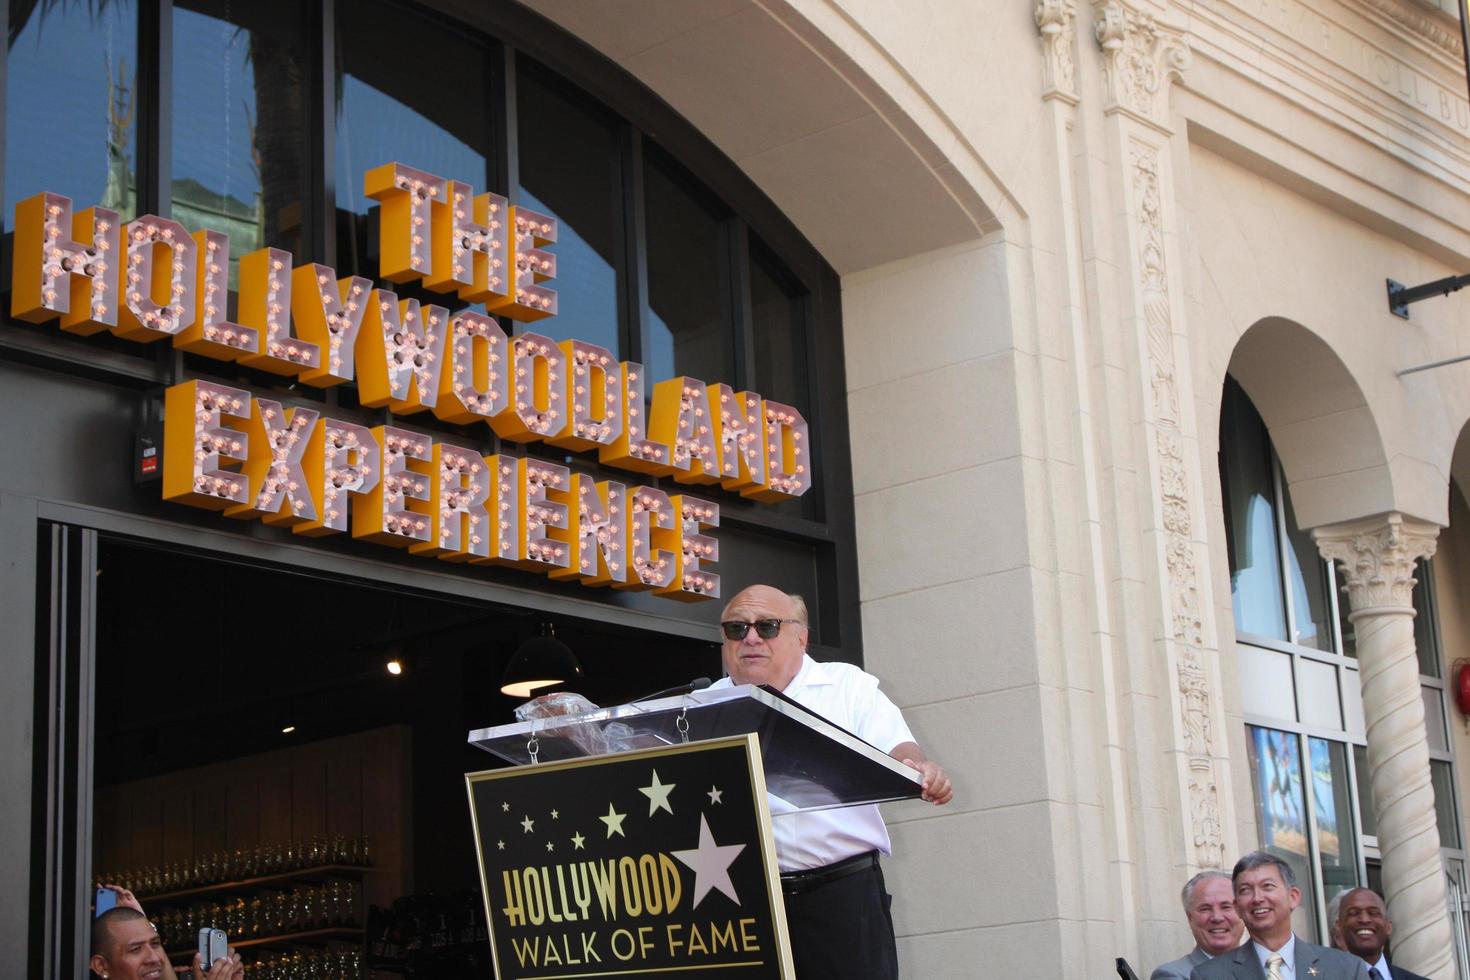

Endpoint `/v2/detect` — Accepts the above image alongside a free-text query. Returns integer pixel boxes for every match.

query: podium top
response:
[466,685,922,812]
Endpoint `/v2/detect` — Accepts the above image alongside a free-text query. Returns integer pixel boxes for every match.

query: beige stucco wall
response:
[519,0,1470,975]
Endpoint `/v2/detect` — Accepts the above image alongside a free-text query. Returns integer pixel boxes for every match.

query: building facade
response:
[6,0,1470,978]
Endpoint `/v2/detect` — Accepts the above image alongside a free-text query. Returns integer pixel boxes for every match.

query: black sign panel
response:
[466,735,793,979]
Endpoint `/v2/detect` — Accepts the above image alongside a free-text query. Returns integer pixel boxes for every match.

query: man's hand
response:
[192,949,244,979]
[99,883,144,914]
[901,757,952,804]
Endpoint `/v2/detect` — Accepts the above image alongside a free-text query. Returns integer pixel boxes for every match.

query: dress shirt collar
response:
[1252,933,1296,977]
[1367,953,1390,978]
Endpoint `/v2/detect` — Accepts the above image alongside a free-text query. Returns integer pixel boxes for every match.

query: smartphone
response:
[197,927,228,969]
[94,887,118,917]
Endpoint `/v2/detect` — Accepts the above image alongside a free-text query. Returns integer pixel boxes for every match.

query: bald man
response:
[712,584,951,980]
[1332,887,1430,980]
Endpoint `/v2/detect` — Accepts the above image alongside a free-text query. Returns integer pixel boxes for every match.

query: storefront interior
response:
[90,536,721,977]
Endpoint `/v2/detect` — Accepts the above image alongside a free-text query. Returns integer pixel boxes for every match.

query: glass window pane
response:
[644,152,729,386]
[1247,726,1319,942]
[1423,687,1449,754]
[173,0,305,288]
[7,1,138,221]
[750,241,807,414]
[1221,379,1288,640]
[1342,668,1365,739]
[334,0,491,277]
[1298,658,1342,730]
[1432,760,1460,849]
[1309,738,1359,913]
[1353,743,1376,838]
[1239,645,1296,721]
[1413,563,1440,678]
[1283,491,1333,652]
[516,65,620,354]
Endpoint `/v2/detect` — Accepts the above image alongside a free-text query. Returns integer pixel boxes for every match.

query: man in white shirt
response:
[710,584,951,980]
[1192,851,1368,980]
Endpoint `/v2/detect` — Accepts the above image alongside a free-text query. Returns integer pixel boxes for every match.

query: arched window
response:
[1219,377,1462,941]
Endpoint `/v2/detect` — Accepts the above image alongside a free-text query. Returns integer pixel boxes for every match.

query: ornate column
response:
[1089,0,1233,874]
[1315,513,1452,979]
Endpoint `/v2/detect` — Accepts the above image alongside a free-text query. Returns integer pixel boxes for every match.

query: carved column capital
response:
[1035,0,1078,103]
[1090,0,1190,131]
[1313,513,1439,614]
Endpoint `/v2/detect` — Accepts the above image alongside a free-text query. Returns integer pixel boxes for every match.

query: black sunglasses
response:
[720,619,802,640]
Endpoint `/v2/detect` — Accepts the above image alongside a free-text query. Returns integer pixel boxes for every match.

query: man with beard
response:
[1153,870,1245,978]
[1192,852,1368,980]
[1332,887,1430,980]
[90,902,243,980]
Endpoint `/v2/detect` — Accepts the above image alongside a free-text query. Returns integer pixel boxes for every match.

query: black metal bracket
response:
[1387,274,1470,318]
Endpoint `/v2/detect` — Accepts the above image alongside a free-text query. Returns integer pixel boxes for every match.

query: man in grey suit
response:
[1153,870,1245,979]
[1192,851,1369,980]
[1331,887,1430,980]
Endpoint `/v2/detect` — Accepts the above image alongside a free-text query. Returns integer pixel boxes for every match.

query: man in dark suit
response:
[1153,870,1244,979]
[1191,851,1369,980]
[1332,887,1430,980]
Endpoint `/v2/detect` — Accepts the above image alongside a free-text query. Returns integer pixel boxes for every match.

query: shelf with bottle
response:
[154,877,364,952]
[97,834,373,899]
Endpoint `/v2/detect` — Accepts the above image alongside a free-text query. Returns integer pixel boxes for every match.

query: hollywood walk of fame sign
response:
[466,734,794,979]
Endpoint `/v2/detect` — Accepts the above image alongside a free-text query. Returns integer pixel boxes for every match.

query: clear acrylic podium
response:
[466,684,923,812]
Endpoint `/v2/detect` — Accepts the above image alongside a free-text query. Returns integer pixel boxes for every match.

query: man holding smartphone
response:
[91,885,243,979]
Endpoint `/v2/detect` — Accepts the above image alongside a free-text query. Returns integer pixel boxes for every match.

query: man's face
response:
[1337,889,1392,962]
[1234,864,1301,946]
[91,917,166,980]
[720,586,807,691]
[1187,876,1244,955]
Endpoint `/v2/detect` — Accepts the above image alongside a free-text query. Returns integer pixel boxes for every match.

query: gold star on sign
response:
[496,840,505,850]
[707,786,723,804]
[639,769,676,816]
[546,841,555,852]
[521,815,535,833]
[501,802,510,813]
[551,809,559,819]
[571,832,586,850]
[600,803,627,838]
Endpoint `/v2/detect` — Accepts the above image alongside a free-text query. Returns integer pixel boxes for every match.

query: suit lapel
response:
[1236,945,1266,979]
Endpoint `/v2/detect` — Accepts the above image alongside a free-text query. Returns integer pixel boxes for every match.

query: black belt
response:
[779,851,879,895]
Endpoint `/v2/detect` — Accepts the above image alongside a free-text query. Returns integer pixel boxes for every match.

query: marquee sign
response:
[10,163,815,602]
[466,736,793,979]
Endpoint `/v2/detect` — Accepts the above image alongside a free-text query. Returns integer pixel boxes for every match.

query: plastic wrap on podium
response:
[467,684,923,813]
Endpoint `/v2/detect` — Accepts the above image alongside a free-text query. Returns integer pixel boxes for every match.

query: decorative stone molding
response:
[1091,0,1190,131]
[1035,0,1079,103]
[1357,0,1462,60]
[1314,512,1437,612]
[1127,137,1224,869]
[1314,513,1452,978]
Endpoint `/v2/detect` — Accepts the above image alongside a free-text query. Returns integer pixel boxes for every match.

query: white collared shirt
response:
[711,654,916,871]
[1366,953,1390,978]
[1253,935,1296,978]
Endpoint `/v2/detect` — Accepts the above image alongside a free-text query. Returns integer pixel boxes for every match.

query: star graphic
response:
[546,841,555,852]
[496,840,505,850]
[639,769,677,816]
[501,802,510,813]
[521,815,535,834]
[672,814,746,909]
[571,832,586,850]
[600,803,627,838]
[551,809,560,820]
[707,786,723,804]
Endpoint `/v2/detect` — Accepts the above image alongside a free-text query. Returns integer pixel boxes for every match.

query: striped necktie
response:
[1368,969,1385,980]
[1266,953,1285,980]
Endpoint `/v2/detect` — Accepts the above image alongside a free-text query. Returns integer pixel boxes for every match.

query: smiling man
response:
[710,584,951,980]
[91,906,244,980]
[1332,887,1430,980]
[1192,852,1369,980]
[1153,871,1244,978]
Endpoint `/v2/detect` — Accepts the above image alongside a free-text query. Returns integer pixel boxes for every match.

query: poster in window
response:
[1250,727,1307,857]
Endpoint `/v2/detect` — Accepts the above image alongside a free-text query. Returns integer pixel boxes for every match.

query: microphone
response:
[629,677,713,702]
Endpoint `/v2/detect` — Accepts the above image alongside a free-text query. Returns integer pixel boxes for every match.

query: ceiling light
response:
[501,623,583,698]
[281,724,296,734]
[386,658,403,676]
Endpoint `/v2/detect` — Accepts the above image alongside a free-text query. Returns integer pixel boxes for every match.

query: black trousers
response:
[781,860,898,979]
